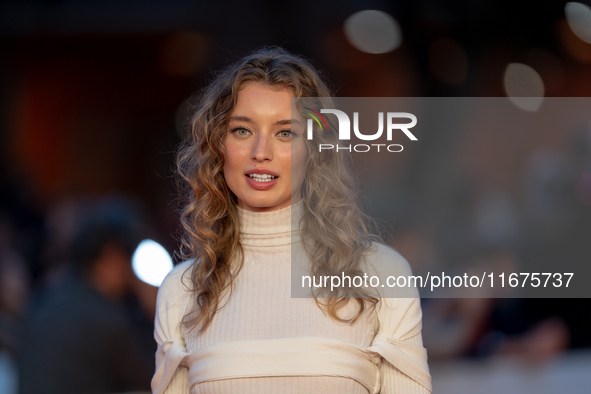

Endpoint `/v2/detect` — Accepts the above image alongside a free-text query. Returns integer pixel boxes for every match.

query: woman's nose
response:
[251,134,273,162]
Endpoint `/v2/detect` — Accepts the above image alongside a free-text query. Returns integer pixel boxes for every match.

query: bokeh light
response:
[565,2,591,44]
[343,10,402,54]
[503,63,544,111]
[132,239,173,287]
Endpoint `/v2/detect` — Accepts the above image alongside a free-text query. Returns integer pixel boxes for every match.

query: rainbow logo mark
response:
[303,107,329,132]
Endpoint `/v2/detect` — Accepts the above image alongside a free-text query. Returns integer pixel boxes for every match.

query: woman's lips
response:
[245,174,279,191]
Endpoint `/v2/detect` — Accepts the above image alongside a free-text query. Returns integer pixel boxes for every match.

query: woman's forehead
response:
[230,83,304,122]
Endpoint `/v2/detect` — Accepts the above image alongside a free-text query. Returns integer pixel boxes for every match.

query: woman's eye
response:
[278,130,291,138]
[232,127,250,136]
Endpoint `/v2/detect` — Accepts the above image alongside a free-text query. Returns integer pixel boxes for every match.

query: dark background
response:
[1,1,591,393]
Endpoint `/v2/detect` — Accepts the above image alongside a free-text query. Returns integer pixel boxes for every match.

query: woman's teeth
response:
[248,174,277,182]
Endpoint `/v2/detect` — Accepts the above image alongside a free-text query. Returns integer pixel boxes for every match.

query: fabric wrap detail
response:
[178,337,382,393]
[152,340,190,394]
[367,334,432,392]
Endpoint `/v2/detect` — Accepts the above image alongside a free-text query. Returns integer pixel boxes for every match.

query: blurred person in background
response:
[17,196,155,394]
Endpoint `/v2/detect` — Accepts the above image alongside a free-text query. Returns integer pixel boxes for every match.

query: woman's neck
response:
[237,200,303,246]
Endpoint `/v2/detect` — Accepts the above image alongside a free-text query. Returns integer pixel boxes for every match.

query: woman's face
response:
[223,82,308,212]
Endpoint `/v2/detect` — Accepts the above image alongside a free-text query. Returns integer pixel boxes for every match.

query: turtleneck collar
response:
[237,200,303,246]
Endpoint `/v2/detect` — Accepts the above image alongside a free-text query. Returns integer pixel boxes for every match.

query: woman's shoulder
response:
[365,242,414,277]
[363,242,420,298]
[157,259,196,303]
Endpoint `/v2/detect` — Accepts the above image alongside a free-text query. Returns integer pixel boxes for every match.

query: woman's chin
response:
[237,198,291,212]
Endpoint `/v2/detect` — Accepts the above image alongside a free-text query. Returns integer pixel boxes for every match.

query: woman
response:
[152,46,431,394]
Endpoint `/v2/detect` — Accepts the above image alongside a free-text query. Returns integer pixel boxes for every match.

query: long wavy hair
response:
[176,46,381,334]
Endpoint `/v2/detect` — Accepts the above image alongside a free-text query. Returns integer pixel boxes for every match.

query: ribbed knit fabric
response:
[152,201,432,394]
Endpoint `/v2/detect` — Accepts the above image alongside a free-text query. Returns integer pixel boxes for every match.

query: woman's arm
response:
[375,297,432,393]
[366,244,432,393]
[152,261,194,394]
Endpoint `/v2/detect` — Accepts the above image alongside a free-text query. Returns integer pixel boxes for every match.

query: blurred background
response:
[1,0,591,393]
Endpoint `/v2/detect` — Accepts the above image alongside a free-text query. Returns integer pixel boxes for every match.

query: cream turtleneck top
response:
[151,201,432,394]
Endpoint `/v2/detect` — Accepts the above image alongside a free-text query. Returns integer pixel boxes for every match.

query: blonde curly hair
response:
[176,46,381,333]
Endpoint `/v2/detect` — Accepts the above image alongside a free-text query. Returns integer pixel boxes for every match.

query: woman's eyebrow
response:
[275,119,302,126]
[228,115,254,123]
[228,116,302,126]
